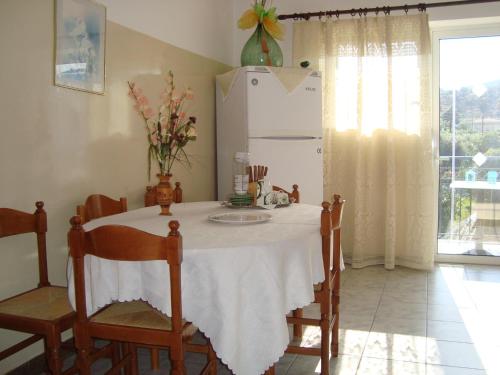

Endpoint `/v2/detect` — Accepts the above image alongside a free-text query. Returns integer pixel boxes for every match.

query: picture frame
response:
[55,0,106,95]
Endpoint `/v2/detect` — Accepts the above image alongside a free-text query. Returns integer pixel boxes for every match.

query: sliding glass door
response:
[434,22,500,261]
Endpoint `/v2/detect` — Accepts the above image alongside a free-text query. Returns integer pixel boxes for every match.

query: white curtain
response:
[293,14,437,270]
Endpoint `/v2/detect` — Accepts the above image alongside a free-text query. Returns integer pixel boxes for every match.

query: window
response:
[432,18,500,263]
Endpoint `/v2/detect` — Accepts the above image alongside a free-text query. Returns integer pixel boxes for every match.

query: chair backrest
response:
[331,194,345,231]
[145,183,183,207]
[320,194,345,279]
[331,194,345,274]
[320,201,333,279]
[68,217,183,331]
[77,194,127,224]
[0,201,50,287]
[145,186,156,207]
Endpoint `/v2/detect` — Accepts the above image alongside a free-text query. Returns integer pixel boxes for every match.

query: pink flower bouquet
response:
[128,71,197,179]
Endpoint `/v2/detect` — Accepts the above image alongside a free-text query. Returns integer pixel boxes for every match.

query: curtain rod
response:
[277,0,500,20]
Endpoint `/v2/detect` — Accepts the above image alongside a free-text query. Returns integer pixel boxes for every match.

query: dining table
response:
[67,201,327,375]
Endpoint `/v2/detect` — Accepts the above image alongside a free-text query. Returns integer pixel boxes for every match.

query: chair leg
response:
[321,314,330,375]
[122,343,138,375]
[170,345,186,375]
[332,294,340,357]
[45,329,63,375]
[43,337,50,371]
[317,284,332,375]
[264,365,275,375]
[111,341,120,366]
[207,339,217,375]
[332,228,341,358]
[74,324,92,375]
[129,344,139,375]
[122,343,131,375]
[150,347,160,369]
[292,308,303,340]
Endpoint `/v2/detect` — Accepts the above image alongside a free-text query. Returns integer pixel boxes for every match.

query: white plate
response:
[208,212,272,225]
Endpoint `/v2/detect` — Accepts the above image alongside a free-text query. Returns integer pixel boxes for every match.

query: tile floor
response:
[9,263,500,374]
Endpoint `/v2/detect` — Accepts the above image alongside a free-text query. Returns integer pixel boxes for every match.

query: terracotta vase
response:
[156,174,173,216]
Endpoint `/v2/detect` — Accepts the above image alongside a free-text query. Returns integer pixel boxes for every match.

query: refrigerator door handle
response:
[249,136,321,140]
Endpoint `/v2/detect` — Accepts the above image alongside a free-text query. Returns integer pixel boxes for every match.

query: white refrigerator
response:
[216,66,323,205]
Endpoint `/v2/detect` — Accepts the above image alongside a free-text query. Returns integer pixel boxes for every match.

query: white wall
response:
[96,0,234,66]
[233,0,500,67]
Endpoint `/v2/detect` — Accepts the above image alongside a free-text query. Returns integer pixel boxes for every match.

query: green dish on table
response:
[229,194,253,207]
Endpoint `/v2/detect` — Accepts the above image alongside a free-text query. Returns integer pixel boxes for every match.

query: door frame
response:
[431,17,500,265]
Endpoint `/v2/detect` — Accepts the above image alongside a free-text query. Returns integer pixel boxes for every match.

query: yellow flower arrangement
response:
[237,0,284,41]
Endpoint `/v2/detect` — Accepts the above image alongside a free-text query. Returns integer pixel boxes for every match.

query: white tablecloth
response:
[67,202,325,375]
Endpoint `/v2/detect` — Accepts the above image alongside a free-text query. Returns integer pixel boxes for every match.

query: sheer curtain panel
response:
[293,14,436,270]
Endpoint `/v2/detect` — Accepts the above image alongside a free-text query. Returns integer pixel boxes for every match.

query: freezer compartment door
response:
[246,71,322,138]
[248,138,324,205]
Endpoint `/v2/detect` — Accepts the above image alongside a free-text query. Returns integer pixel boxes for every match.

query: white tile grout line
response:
[460,267,480,311]
[282,353,297,375]
[353,268,388,374]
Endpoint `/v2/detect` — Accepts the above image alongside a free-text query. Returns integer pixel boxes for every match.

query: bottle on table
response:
[233,152,250,195]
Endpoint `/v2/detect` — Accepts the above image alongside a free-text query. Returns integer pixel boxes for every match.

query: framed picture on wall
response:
[55,0,106,94]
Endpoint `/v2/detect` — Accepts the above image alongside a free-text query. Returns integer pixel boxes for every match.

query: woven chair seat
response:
[91,300,197,337]
[0,286,73,321]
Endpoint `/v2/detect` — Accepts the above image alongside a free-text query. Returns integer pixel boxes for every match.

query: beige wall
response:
[96,0,234,65]
[0,0,230,371]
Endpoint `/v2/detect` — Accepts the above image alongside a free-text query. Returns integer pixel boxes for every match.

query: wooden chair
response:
[285,194,345,375]
[145,183,183,207]
[76,194,127,224]
[68,217,217,375]
[77,193,169,369]
[0,201,77,375]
